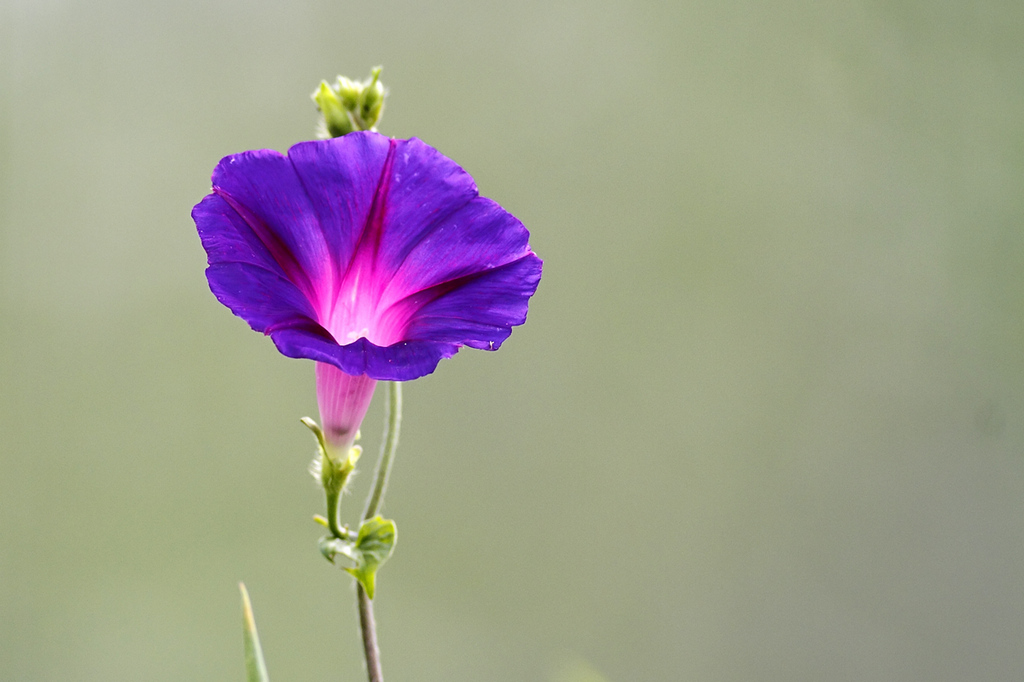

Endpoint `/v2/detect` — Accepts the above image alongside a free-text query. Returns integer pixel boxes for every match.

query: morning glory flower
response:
[193,131,542,455]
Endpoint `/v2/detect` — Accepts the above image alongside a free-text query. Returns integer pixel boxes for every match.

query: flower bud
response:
[357,67,386,131]
[313,80,355,138]
[335,76,361,109]
[312,67,387,137]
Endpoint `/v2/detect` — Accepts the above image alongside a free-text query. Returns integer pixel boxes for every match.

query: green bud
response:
[357,67,386,131]
[312,67,387,138]
[335,76,361,109]
[313,80,355,138]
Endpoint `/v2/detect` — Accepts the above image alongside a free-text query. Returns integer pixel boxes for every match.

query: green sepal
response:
[239,583,270,682]
[301,417,360,494]
[300,416,328,453]
[343,516,397,599]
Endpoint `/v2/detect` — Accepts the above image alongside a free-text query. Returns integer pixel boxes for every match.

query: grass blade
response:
[239,583,270,682]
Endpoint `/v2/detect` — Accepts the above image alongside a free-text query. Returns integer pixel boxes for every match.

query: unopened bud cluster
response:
[313,67,387,138]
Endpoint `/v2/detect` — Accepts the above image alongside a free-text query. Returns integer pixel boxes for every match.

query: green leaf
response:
[239,583,270,682]
[318,534,349,561]
[343,516,397,599]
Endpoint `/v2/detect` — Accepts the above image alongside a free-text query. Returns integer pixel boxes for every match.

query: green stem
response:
[362,381,402,520]
[326,486,345,541]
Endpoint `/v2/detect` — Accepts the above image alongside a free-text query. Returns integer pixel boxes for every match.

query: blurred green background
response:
[2,1,1023,680]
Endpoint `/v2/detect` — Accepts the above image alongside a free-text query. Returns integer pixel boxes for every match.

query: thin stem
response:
[326,486,345,540]
[362,381,402,520]
[357,583,383,682]
[353,379,401,682]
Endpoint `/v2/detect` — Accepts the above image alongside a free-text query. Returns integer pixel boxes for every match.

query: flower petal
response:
[193,193,286,277]
[270,328,458,381]
[316,362,376,454]
[380,196,534,307]
[399,253,543,350]
[373,137,480,277]
[194,132,541,381]
[286,133,393,279]
[206,262,321,334]
[211,149,331,301]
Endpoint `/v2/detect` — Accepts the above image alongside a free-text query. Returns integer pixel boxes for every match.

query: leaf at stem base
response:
[343,516,397,599]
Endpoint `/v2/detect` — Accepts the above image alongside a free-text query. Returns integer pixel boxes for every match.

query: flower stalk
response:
[357,584,383,682]
[353,380,402,682]
[302,416,361,542]
[309,380,399,682]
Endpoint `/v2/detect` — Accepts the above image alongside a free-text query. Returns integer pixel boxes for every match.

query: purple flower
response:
[193,132,542,454]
